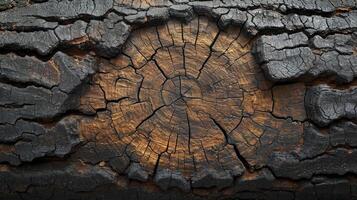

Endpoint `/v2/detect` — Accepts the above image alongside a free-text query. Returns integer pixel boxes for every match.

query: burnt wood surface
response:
[0,0,356,199]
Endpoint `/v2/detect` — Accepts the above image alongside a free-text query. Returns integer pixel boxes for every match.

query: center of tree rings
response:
[162,76,202,105]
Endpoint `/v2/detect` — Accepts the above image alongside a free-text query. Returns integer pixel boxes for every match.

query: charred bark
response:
[0,0,356,199]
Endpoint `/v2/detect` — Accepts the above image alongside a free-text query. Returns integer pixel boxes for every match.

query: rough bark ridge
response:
[0,0,356,200]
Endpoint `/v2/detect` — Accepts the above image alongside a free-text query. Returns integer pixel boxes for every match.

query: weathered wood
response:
[0,0,356,199]
[79,18,305,190]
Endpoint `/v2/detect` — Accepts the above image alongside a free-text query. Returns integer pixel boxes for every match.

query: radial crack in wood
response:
[79,17,305,190]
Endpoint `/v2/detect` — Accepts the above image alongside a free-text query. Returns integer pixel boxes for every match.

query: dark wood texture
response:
[0,0,356,199]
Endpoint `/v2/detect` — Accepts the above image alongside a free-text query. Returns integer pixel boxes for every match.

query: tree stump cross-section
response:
[80,17,304,190]
[1,0,356,197]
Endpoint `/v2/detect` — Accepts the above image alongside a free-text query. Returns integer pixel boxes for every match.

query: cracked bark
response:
[0,0,356,200]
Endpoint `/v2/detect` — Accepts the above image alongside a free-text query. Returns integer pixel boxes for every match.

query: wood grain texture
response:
[79,18,305,189]
[0,0,356,199]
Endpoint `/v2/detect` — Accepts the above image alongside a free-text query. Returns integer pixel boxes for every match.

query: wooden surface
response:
[0,0,356,198]
[80,18,305,183]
